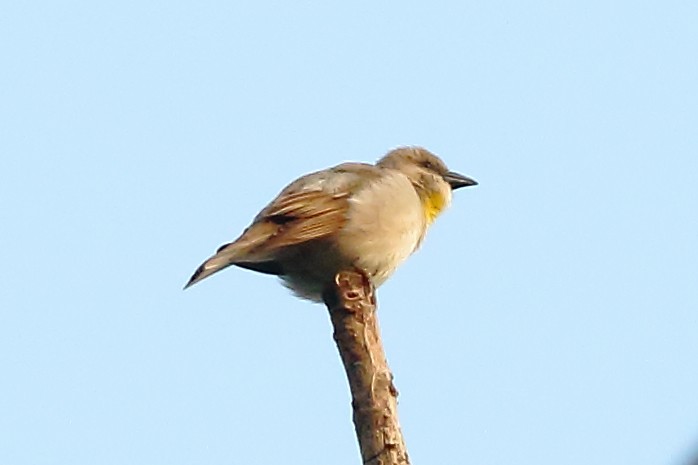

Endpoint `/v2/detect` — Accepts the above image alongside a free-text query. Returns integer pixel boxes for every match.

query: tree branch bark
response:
[323,270,411,465]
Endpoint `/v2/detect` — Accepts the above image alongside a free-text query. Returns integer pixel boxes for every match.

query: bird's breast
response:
[338,172,426,286]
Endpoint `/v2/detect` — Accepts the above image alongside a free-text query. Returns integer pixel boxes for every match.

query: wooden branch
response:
[323,270,411,465]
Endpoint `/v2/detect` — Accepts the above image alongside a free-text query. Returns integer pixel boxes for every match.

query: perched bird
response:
[184,146,477,302]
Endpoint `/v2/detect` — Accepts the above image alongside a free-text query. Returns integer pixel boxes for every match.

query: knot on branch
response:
[323,269,376,311]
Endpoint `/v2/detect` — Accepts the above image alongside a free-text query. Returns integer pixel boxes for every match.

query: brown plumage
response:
[184,147,477,301]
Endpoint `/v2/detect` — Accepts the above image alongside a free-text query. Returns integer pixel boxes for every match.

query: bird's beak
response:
[443,171,478,190]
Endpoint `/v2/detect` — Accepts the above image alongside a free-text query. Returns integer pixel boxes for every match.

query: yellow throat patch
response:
[423,191,448,224]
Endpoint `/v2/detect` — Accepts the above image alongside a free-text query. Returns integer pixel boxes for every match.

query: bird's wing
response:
[184,163,384,288]
[244,162,382,247]
[250,188,351,250]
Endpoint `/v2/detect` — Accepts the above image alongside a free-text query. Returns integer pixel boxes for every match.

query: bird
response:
[184,146,477,302]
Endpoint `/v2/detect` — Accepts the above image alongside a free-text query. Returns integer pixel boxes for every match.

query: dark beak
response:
[443,171,478,190]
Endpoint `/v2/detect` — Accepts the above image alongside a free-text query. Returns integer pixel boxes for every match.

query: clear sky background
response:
[1,1,697,464]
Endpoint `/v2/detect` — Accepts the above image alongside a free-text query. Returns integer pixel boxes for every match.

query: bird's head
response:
[377,146,477,224]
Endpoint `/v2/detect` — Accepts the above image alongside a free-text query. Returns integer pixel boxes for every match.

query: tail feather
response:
[184,252,237,289]
[184,222,280,289]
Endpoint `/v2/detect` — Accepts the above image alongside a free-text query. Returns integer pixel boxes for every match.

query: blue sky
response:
[1,1,697,464]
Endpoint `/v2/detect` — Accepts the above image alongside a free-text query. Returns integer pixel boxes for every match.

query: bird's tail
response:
[183,243,238,289]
